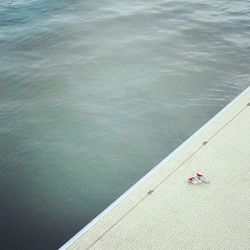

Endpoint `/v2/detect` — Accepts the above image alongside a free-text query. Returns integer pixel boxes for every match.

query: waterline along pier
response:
[60,86,250,250]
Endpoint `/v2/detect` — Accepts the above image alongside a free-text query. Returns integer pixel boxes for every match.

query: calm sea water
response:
[0,0,249,249]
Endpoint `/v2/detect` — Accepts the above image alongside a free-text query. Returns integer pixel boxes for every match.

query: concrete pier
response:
[60,86,250,250]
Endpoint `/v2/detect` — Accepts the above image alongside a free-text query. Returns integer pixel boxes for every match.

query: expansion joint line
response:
[86,102,249,249]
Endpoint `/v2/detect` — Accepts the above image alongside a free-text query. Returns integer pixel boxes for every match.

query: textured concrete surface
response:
[60,86,250,250]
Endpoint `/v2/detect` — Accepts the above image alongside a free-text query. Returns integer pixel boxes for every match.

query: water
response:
[0,0,249,249]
